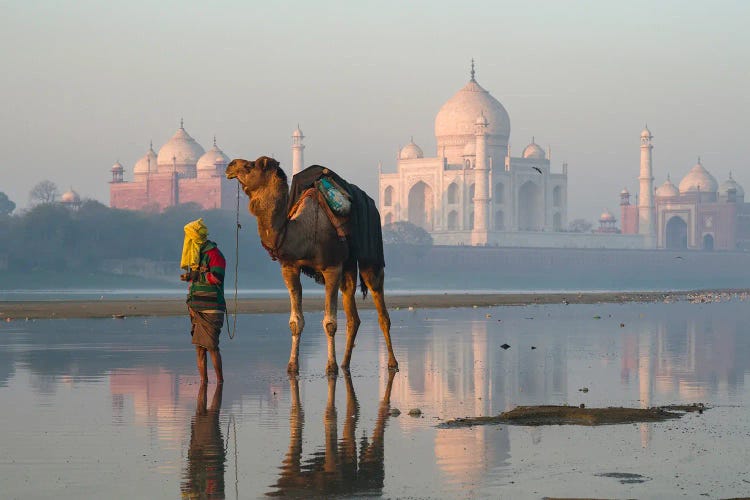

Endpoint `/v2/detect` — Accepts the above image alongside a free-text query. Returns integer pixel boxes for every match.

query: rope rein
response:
[225,182,241,339]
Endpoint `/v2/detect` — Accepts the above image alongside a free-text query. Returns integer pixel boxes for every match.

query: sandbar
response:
[0,289,744,320]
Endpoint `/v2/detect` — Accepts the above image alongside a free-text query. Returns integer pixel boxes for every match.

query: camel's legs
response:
[339,263,361,371]
[322,267,342,376]
[361,267,398,371]
[282,264,305,375]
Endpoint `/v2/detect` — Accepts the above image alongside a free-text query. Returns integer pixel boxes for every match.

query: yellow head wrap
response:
[181,218,208,270]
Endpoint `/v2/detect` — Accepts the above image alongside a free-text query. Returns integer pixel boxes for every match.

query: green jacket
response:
[187,241,226,311]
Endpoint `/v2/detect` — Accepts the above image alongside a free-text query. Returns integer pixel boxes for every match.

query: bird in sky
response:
[532,166,542,174]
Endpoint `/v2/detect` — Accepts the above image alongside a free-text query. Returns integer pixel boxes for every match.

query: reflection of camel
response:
[181,383,225,499]
[226,156,398,375]
[267,372,396,497]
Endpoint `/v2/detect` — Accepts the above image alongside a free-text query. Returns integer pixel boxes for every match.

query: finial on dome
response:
[532,136,535,144]
[149,140,153,151]
[180,118,184,129]
[470,58,475,81]
[667,173,671,181]
[729,170,733,180]
[213,135,217,147]
[697,156,701,165]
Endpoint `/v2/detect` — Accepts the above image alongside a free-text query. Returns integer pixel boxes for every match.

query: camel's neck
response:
[246,173,289,254]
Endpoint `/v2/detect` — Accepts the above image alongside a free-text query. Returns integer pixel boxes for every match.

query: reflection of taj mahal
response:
[378,63,568,246]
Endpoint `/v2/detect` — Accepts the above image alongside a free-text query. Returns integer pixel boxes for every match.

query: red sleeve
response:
[205,247,226,285]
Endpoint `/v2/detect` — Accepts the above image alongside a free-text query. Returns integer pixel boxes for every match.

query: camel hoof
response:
[287,362,299,375]
[326,363,339,377]
[388,362,399,373]
[340,362,351,373]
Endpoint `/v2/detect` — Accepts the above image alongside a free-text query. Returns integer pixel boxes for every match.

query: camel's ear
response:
[256,156,279,170]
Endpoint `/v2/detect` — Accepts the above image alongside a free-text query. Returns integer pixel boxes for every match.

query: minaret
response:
[638,125,655,240]
[291,125,305,175]
[472,112,490,245]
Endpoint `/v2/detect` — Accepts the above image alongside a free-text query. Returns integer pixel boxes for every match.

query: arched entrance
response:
[553,212,562,231]
[665,216,688,249]
[518,181,541,231]
[408,181,434,231]
[703,234,714,251]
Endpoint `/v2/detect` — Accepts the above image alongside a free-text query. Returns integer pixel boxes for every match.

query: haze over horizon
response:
[2,0,748,222]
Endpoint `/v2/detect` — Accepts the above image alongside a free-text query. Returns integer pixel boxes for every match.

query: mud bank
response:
[439,404,707,427]
[0,289,747,319]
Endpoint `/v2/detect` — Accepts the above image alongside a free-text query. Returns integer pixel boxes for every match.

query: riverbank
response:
[1,289,746,319]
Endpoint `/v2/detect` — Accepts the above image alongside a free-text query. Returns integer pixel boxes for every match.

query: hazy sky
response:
[2,0,748,220]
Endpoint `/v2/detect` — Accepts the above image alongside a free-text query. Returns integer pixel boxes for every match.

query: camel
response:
[225,156,398,375]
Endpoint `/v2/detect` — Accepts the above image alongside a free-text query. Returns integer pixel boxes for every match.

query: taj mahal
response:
[377,63,568,246]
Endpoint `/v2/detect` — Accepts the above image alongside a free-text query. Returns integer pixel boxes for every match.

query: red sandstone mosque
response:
[109,120,235,211]
[619,126,748,250]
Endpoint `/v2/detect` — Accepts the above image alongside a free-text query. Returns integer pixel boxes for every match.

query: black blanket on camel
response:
[287,165,385,271]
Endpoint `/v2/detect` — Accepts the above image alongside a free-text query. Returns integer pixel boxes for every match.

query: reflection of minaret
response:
[291,126,305,175]
[638,333,653,448]
[472,321,489,416]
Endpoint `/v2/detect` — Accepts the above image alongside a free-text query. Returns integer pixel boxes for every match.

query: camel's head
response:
[226,156,284,192]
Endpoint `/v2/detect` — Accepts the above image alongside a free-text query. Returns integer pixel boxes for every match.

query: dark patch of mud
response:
[595,472,651,484]
[439,403,707,427]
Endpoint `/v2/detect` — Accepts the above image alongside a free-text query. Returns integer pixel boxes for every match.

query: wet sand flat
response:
[2,300,750,498]
[0,289,744,319]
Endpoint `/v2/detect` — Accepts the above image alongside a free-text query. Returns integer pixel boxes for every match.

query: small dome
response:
[599,209,615,222]
[656,177,679,198]
[400,138,423,160]
[157,122,205,168]
[61,188,80,204]
[620,188,630,196]
[133,144,158,174]
[197,138,230,170]
[462,141,476,157]
[111,161,124,172]
[678,159,718,194]
[719,173,744,198]
[641,126,652,138]
[522,138,545,159]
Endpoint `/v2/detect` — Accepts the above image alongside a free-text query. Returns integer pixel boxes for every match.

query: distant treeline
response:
[0,201,283,287]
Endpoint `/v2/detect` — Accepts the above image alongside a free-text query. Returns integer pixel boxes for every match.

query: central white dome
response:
[434,78,510,156]
[679,160,718,194]
[157,123,205,168]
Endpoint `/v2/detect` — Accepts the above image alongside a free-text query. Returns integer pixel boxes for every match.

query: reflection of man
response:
[181,383,225,499]
[180,218,226,384]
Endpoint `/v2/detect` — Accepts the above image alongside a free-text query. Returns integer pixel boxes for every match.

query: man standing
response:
[181,218,226,384]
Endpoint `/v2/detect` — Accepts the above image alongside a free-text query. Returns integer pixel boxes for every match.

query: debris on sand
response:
[389,408,401,417]
[437,403,707,428]
[408,408,422,417]
[579,387,589,393]
[500,343,511,350]
[112,314,126,319]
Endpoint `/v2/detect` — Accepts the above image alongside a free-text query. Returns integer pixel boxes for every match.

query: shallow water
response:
[1,301,750,499]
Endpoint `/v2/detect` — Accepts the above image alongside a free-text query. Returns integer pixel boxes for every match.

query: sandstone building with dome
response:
[619,126,748,250]
[378,64,570,247]
[109,120,235,211]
